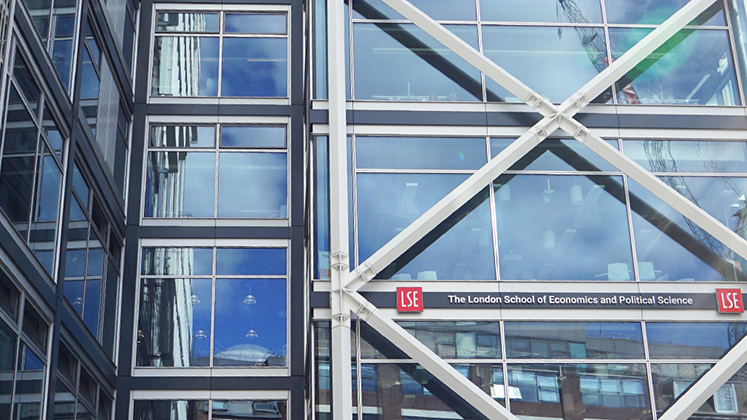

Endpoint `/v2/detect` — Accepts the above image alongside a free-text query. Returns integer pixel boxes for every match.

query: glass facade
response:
[3,0,747,418]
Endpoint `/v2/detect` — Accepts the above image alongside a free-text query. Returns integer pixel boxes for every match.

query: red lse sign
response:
[716,289,744,313]
[397,287,423,312]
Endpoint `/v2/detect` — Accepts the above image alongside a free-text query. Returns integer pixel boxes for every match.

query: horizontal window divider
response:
[501,170,624,175]
[355,169,478,174]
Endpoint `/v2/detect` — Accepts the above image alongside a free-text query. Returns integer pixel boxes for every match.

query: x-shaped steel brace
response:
[329,0,747,418]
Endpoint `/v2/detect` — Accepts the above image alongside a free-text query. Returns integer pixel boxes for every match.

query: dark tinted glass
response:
[212,401,287,418]
[221,126,286,148]
[646,323,747,359]
[224,13,286,34]
[504,322,644,359]
[356,137,487,170]
[213,279,287,366]
[216,248,286,276]
[393,321,501,359]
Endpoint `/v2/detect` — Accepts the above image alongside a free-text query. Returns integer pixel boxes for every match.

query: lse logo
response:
[397,287,423,312]
[716,289,744,313]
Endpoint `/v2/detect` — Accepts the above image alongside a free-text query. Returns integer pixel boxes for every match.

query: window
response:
[151,9,289,98]
[51,343,113,420]
[21,0,78,91]
[62,162,122,358]
[136,246,288,367]
[0,47,67,275]
[337,0,741,104]
[144,124,288,219]
[0,273,49,420]
[133,399,287,420]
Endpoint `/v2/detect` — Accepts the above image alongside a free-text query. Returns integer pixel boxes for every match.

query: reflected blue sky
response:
[217,153,287,218]
[216,248,286,275]
[357,137,486,170]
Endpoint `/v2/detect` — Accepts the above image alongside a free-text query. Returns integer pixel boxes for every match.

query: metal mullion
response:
[23,128,45,243]
[619,168,642,282]
[500,320,509,412]
[217,14,224,97]
[478,21,605,28]
[355,320,362,419]
[599,0,617,104]
[214,150,220,218]
[502,169,624,176]
[348,0,355,100]
[641,320,658,420]
[475,0,486,103]
[722,0,745,105]
[504,358,648,364]
[7,332,21,420]
[355,168,477,174]
[210,247,217,368]
[351,134,359,268]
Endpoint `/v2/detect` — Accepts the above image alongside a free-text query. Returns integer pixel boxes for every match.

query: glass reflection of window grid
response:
[0,50,66,276]
[136,247,288,368]
[144,124,288,219]
[151,10,289,97]
[345,0,744,105]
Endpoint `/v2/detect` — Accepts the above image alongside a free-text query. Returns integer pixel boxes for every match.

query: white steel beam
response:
[657,334,747,420]
[327,0,353,416]
[345,290,520,420]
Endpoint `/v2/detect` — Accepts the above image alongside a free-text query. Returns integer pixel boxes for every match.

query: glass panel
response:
[82,279,100,335]
[141,248,213,276]
[215,248,286,276]
[651,364,747,417]
[315,323,331,420]
[360,363,497,419]
[494,175,634,280]
[646,322,747,359]
[504,322,644,359]
[23,0,51,39]
[610,29,739,106]
[151,36,219,96]
[213,278,287,366]
[628,179,747,281]
[101,260,118,359]
[356,174,495,280]
[453,364,506,406]
[13,53,40,113]
[314,138,330,280]
[492,138,619,171]
[29,145,62,274]
[480,0,603,23]
[221,126,286,149]
[144,151,216,218]
[72,164,89,206]
[352,0,476,21]
[156,12,219,32]
[0,321,17,420]
[314,0,328,99]
[21,306,46,351]
[78,47,99,100]
[0,89,37,232]
[0,272,18,321]
[150,125,215,148]
[623,140,747,173]
[482,26,610,103]
[605,0,725,25]
[13,343,45,420]
[51,39,73,92]
[52,380,75,420]
[132,401,209,420]
[212,400,287,418]
[224,13,286,34]
[353,23,482,101]
[217,152,287,218]
[356,137,487,170]
[384,321,501,360]
[729,0,747,103]
[63,279,84,315]
[221,38,287,97]
[508,364,650,417]
[136,278,212,367]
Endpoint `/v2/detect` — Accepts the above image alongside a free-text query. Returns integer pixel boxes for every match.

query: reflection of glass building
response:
[5,0,747,419]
